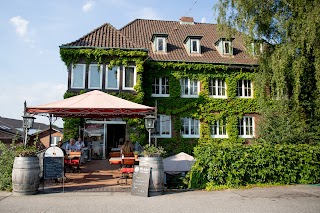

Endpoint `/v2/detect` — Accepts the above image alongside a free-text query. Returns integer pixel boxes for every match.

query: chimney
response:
[179,16,194,25]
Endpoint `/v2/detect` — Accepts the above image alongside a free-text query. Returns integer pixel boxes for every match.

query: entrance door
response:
[106,124,126,155]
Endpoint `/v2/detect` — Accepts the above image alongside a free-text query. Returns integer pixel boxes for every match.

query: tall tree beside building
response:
[216,0,320,143]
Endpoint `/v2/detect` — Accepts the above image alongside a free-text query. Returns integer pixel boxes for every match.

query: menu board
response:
[44,157,64,179]
[131,166,150,197]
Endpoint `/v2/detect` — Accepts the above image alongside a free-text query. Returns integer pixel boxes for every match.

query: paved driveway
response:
[0,185,319,213]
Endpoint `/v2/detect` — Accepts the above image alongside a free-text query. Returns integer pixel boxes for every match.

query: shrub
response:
[0,141,15,191]
[188,143,320,189]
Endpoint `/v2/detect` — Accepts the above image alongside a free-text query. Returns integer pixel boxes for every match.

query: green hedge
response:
[188,143,320,189]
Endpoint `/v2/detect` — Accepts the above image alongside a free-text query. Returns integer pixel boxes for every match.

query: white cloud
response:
[201,17,206,23]
[130,7,162,20]
[82,1,95,13]
[10,16,29,38]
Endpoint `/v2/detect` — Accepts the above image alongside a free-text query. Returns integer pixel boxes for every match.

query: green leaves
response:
[188,143,320,189]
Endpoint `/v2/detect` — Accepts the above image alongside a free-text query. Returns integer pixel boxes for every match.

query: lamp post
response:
[144,114,156,146]
[22,114,35,146]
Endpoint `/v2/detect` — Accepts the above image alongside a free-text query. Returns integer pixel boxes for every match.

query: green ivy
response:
[144,61,258,149]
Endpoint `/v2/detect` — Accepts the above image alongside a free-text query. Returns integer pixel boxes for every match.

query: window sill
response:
[181,135,200,138]
[238,135,254,138]
[209,96,227,99]
[181,95,199,98]
[151,94,170,98]
[211,135,228,138]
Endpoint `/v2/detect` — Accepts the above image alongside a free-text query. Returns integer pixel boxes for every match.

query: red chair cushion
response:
[121,168,134,173]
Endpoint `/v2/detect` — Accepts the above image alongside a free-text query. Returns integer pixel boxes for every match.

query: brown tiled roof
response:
[61,19,258,66]
[60,23,138,49]
[120,19,258,66]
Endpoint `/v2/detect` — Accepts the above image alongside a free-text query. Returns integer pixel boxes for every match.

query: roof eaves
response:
[59,46,149,52]
[147,58,258,68]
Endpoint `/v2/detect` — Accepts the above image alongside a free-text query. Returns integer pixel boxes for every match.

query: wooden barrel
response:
[139,157,164,196]
[12,157,40,195]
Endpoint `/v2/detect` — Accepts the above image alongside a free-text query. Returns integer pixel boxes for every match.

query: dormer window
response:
[223,41,232,54]
[215,38,235,56]
[157,37,165,51]
[251,42,263,56]
[184,36,202,54]
[191,39,200,53]
[151,33,168,53]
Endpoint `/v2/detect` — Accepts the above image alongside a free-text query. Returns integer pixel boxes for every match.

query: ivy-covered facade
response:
[60,17,259,156]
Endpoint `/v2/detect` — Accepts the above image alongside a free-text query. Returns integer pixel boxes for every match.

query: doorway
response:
[106,124,126,155]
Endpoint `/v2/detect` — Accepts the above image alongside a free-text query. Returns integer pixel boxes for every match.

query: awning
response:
[26,90,154,118]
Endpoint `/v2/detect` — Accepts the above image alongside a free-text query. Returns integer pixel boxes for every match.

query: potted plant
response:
[12,141,41,195]
[141,144,166,157]
[134,151,139,159]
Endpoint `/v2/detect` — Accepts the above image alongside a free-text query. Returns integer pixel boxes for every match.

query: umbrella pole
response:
[49,114,52,146]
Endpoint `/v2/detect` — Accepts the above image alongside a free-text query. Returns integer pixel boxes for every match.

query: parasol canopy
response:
[163,152,195,174]
[26,90,154,118]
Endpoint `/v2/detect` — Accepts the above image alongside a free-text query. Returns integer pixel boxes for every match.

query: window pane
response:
[192,40,198,52]
[106,66,118,89]
[89,65,101,88]
[152,77,159,94]
[237,81,242,96]
[224,42,230,54]
[124,67,135,88]
[158,38,163,51]
[72,64,84,88]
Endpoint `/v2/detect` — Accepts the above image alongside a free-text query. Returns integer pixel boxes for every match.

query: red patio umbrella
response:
[26,90,154,118]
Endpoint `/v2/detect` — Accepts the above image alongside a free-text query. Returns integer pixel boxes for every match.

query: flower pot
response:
[12,157,40,195]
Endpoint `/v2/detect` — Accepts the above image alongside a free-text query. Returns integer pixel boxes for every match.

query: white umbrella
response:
[163,152,195,174]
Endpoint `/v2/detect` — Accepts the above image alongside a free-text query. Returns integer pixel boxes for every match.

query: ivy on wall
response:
[60,48,258,155]
[144,61,258,155]
[60,48,148,141]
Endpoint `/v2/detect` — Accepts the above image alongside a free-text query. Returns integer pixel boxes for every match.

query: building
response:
[0,116,63,148]
[60,17,259,155]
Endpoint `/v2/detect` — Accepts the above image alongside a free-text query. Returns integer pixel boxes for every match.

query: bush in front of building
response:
[187,143,320,190]
[0,141,15,191]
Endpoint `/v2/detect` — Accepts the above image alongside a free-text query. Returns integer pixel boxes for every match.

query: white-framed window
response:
[251,42,263,56]
[238,116,254,138]
[152,114,171,138]
[209,79,227,98]
[123,66,136,90]
[106,65,120,89]
[237,80,253,98]
[191,39,200,53]
[71,64,86,89]
[180,78,200,98]
[152,77,169,97]
[223,41,232,55]
[210,119,228,138]
[88,64,102,89]
[51,136,61,146]
[181,117,200,138]
[156,37,166,52]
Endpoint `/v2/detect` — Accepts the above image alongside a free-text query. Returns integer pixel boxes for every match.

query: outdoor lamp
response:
[22,114,35,146]
[144,114,156,146]
[22,114,35,129]
[144,114,156,130]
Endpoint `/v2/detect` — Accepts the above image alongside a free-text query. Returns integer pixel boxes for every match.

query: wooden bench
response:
[64,151,81,173]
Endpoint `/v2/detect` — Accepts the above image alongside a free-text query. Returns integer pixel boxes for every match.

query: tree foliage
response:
[216,0,320,143]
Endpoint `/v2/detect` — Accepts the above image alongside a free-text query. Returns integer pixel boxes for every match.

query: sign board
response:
[44,147,64,179]
[131,166,150,197]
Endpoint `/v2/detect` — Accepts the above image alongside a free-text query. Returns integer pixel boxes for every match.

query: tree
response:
[216,0,320,143]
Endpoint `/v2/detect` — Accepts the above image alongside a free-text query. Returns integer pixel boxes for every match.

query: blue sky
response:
[0,0,218,127]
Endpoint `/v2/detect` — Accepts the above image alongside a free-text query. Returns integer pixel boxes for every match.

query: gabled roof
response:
[60,22,140,50]
[0,116,50,135]
[61,18,258,66]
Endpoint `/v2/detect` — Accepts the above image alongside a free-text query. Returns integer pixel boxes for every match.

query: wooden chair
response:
[118,158,135,185]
